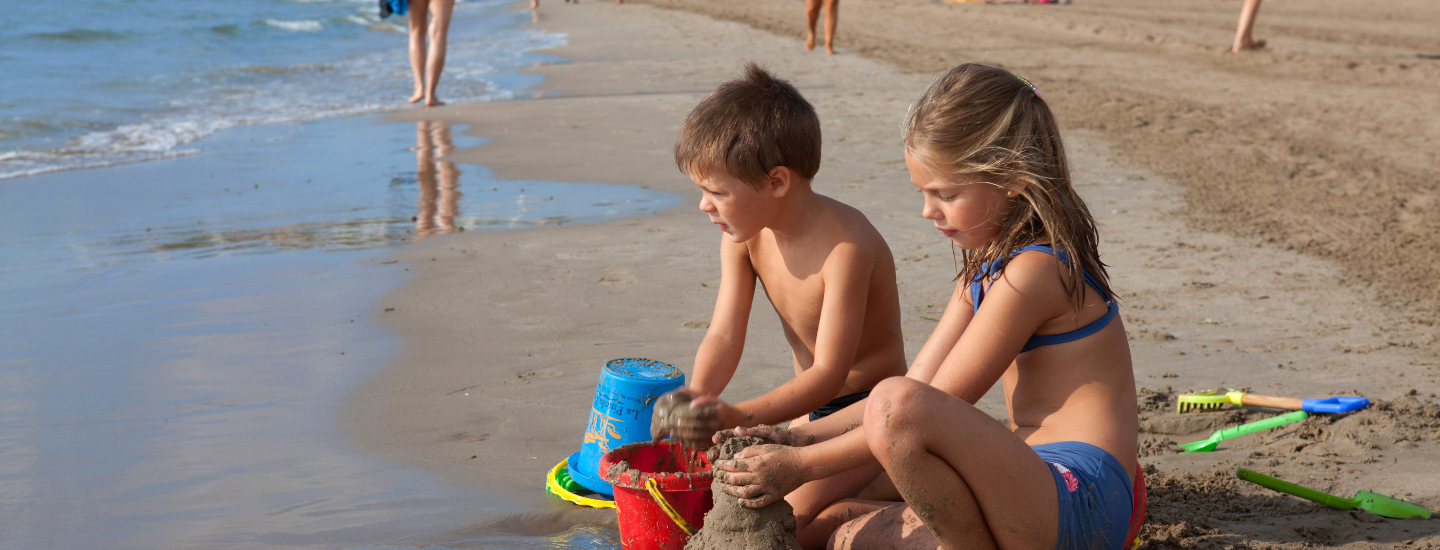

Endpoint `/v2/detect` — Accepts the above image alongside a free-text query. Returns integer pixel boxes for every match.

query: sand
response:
[686,437,802,550]
[340,1,1439,547]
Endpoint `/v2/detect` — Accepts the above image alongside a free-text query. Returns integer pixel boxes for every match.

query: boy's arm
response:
[727,243,872,427]
[690,234,758,397]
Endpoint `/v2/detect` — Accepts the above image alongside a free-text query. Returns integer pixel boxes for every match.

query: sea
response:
[0,1,675,548]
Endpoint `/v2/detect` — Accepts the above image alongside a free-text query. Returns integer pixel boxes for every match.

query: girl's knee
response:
[865,377,928,424]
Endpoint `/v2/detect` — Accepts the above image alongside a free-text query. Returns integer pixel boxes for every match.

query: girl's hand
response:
[712,424,805,448]
[714,445,809,508]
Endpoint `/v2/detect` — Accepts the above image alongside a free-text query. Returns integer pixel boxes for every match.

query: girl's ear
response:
[1004,164,1031,196]
[765,166,793,198]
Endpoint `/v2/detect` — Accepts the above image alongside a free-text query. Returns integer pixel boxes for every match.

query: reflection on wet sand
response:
[414,120,462,240]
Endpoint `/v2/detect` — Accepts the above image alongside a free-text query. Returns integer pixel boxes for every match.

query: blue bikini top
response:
[969,244,1118,352]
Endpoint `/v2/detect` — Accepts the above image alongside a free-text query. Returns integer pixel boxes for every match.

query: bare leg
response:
[423,0,455,106]
[805,0,821,51]
[406,0,430,103]
[783,414,898,550]
[530,0,538,8]
[823,0,839,54]
[831,377,1060,550]
[1232,0,1265,54]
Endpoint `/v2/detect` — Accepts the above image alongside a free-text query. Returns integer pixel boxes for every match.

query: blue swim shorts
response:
[1032,441,1134,550]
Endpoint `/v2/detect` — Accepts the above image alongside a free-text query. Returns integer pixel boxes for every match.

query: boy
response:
[664,63,905,454]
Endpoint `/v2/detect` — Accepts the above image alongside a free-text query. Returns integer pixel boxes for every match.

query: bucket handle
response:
[644,478,697,536]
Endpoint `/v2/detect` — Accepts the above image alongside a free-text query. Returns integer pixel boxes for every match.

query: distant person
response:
[656,63,907,549]
[1232,0,1265,53]
[805,0,839,54]
[407,0,455,106]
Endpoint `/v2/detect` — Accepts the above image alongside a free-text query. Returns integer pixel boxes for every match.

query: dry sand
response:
[342,1,1439,547]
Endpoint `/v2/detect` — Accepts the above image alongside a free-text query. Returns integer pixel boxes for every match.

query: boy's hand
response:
[651,388,726,449]
[713,445,809,508]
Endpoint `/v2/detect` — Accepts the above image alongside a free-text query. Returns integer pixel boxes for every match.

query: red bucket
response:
[599,441,713,550]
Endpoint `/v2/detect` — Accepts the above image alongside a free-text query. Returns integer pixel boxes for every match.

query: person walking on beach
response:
[805,0,839,55]
[408,0,455,106]
[1232,0,1265,53]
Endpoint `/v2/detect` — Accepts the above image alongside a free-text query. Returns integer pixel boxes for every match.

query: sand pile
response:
[685,436,802,550]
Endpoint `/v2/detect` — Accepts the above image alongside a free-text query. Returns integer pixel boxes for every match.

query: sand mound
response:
[685,436,802,550]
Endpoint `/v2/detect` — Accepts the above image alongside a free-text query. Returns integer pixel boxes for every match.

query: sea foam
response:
[265,19,324,33]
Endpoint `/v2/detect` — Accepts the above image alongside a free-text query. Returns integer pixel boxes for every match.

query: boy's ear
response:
[764,166,793,198]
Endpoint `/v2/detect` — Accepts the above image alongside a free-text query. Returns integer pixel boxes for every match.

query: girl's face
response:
[906,151,1016,250]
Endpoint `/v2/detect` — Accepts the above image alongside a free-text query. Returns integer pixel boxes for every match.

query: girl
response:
[711,63,1140,550]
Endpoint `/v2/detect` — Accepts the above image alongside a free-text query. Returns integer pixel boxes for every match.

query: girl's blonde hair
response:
[903,63,1113,308]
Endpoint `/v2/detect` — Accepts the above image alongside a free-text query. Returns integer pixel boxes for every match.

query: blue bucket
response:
[567,358,684,496]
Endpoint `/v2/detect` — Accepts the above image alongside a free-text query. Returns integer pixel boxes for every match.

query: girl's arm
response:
[689,235,757,397]
[905,281,974,385]
[926,252,1071,401]
[714,414,875,507]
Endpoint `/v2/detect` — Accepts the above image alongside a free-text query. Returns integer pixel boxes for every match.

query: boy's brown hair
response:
[675,63,821,188]
[903,63,1114,309]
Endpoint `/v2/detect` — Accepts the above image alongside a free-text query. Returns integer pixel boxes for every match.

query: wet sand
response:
[343,1,1438,547]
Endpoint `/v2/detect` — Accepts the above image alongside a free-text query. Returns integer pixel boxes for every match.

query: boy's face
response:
[692,169,778,243]
[906,152,1014,250]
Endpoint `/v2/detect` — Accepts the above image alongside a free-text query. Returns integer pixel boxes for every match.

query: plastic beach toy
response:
[1180,410,1308,453]
[1237,468,1431,519]
[545,458,615,509]
[567,358,684,496]
[600,440,713,550]
[1177,389,1370,414]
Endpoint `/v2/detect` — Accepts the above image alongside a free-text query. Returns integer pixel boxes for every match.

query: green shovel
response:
[1179,410,1309,453]
[1237,468,1431,519]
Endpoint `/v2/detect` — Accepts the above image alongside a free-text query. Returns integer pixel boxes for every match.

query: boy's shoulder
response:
[750,194,891,272]
[816,193,887,249]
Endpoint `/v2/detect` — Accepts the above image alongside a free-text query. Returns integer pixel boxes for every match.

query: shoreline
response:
[343,2,1438,547]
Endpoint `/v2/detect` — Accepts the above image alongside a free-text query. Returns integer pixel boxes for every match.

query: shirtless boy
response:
[657,62,906,547]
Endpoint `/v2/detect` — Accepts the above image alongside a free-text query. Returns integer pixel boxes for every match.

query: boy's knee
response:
[828,514,865,550]
[828,506,906,550]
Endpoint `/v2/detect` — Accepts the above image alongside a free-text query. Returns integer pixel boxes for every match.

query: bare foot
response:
[425,97,446,107]
[826,44,836,55]
[806,32,816,51]
[1232,38,1266,54]
[409,92,424,103]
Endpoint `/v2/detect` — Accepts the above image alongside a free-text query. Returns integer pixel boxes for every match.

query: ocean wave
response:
[1,4,567,181]
[265,19,324,33]
[28,28,128,42]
